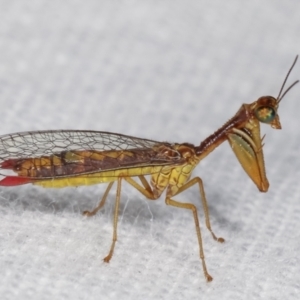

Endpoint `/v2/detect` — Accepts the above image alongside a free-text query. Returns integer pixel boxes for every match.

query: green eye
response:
[255,106,276,123]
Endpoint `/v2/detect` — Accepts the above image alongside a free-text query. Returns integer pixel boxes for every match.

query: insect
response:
[0,57,298,282]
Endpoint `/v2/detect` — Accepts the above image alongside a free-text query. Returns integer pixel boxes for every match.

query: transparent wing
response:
[0,130,184,181]
[0,130,163,160]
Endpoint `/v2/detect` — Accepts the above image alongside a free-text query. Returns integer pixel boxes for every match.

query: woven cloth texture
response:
[0,1,299,299]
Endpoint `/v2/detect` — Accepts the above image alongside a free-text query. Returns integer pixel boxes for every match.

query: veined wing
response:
[0,130,162,158]
[0,130,184,181]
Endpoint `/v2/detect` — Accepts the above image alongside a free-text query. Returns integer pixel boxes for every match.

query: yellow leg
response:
[138,175,153,194]
[165,177,224,282]
[83,175,156,217]
[83,181,114,217]
[175,177,224,243]
[126,175,218,281]
[166,197,213,282]
[124,176,161,200]
[103,178,122,263]
[84,175,159,264]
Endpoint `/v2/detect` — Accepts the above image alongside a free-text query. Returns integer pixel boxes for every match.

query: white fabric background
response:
[0,1,299,299]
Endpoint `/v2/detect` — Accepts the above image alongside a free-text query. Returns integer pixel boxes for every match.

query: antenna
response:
[277,55,299,104]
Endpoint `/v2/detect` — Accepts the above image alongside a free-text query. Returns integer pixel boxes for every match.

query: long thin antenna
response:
[277,55,299,104]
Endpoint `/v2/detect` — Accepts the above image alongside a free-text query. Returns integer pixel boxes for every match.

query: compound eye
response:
[255,106,276,123]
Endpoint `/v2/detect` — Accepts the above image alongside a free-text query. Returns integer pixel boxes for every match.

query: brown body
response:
[3,96,279,194]
[0,56,298,282]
